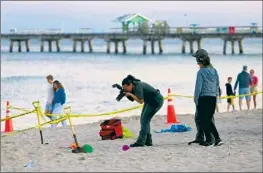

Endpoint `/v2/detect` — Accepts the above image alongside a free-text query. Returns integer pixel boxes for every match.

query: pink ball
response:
[122,145,130,151]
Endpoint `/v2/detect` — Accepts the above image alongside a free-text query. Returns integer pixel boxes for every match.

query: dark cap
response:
[192,49,209,58]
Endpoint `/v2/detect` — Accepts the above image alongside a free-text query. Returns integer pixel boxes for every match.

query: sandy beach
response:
[1,109,262,172]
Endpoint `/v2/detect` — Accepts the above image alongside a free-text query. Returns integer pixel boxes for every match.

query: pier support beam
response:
[88,40,93,53]
[181,40,186,54]
[48,40,52,52]
[143,40,147,55]
[189,41,194,54]
[73,40,77,52]
[158,40,163,54]
[106,41,111,54]
[197,39,201,50]
[231,40,235,55]
[9,40,14,52]
[223,40,227,55]
[25,40,30,52]
[151,40,155,54]
[40,40,44,52]
[238,40,244,54]
[81,41,85,52]
[122,41,127,54]
[18,40,22,52]
[115,41,119,54]
[56,40,60,52]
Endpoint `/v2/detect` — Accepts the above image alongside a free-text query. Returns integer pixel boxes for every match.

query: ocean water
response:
[1,39,262,130]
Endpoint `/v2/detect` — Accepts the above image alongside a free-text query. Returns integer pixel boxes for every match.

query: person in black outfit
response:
[225,77,236,112]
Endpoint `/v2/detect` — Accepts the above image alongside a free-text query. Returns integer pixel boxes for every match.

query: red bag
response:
[99,118,123,140]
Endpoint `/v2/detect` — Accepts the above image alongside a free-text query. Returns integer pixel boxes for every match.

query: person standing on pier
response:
[50,80,67,128]
[249,69,258,109]
[191,49,223,146]
[45,75,54,118]
[234,65,252,110]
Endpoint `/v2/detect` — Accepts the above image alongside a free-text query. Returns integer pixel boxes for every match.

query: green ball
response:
[82,144,93,153]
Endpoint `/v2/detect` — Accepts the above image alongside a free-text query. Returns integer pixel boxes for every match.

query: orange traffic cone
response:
[167,88,180,124]
[4,101,14,133]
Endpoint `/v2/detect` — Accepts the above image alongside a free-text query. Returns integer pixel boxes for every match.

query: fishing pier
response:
[1,26,262,55]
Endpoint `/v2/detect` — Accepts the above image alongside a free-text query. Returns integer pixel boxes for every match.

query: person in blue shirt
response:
[50,80,67,128]
[234,65,252,111]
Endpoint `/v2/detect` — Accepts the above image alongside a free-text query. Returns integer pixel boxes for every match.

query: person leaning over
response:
[121,75,164,147]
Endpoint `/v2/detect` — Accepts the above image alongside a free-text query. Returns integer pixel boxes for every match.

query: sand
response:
[1,109,262,172]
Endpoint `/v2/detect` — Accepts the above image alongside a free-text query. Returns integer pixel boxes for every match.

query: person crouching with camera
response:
[122,75,164,147]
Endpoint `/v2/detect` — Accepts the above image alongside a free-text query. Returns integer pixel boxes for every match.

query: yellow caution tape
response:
[0,110,36,122]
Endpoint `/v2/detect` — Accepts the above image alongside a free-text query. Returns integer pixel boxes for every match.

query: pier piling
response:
[197,39,201,50]
[9,40,13,52]
[238,40,244,54]
[18,40,22,52]
[189,41,194,54]
[106,41,111,54]
[73,40,77,52]
[231,40,235,55]
[181,40,186,54]
[122,40,127,54]
[88,40,93,53]
[115,41,119,54]
[81,41,85,53]
[56,40,60,52]
[25,40,30,52]
[48,41,52,52]
[158,40,163,54]
[223,40,227,55]
[151,40,155,54]
[143,40,147,55]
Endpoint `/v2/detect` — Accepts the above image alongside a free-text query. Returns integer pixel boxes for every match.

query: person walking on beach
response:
[45,75,54,118]
[192,49,223,146]
[50,80,67,128]
[249,69,258,109]
[234,65,252,111]
[225,77,236,112]
[188,51,216,145]
[121,75,164,147]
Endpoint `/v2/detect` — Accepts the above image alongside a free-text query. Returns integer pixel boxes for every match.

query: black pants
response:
[197,96,220,142]
[195,106,215,141]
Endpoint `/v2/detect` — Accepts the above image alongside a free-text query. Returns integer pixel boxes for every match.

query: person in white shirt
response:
[45,75,54,118]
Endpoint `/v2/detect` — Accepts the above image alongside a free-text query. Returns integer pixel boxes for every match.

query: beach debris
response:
[122,126,136,139]
[82,144,93,153]
[70,143,78,150]
[71,144,93,154]
[122,144,130,151]
[24,160,34,168]
[154,124,192,133]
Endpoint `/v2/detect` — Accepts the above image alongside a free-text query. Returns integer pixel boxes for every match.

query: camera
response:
[112,83,134,102]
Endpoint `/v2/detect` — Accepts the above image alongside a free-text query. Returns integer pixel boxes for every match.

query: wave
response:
[1,75,44,81]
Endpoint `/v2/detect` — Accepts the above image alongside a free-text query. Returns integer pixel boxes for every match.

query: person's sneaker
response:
[214,139,224,146]
[188,139,204,145]
[130,143,144,147]
[199,141,213,146]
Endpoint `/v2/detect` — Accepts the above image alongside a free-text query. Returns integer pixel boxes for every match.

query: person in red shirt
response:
[249,69,258,109]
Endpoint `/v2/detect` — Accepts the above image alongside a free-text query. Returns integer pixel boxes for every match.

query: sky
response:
[1,1,262,33]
